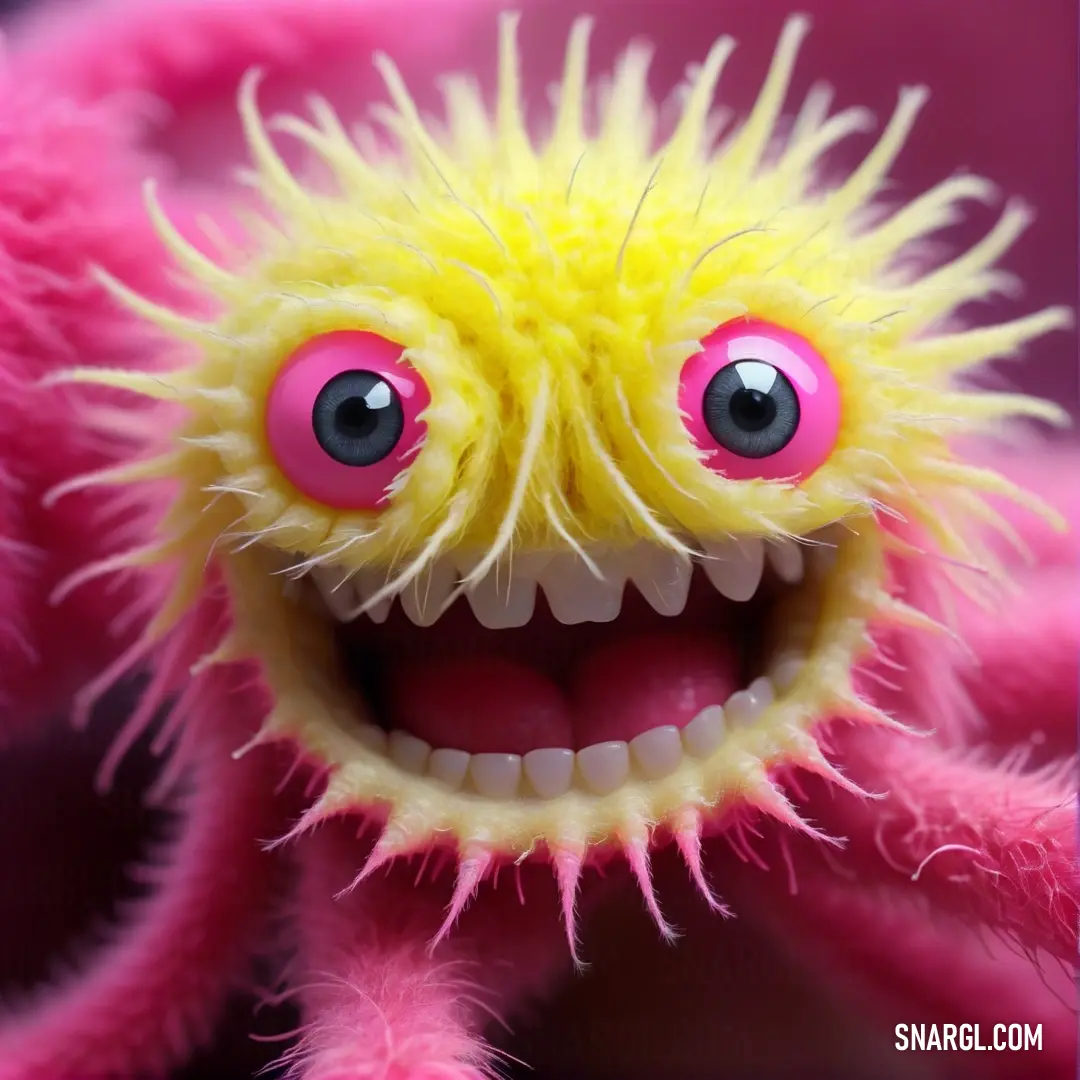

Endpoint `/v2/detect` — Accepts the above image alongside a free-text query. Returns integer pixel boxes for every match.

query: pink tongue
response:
[388,633,741,753]
[389,657,574,754]
[570,633,742,745]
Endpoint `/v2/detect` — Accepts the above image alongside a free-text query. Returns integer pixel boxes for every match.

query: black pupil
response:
[335,396,380,439]
[700,359,799,460]
[311,369,405,468]
[729,387,777,432]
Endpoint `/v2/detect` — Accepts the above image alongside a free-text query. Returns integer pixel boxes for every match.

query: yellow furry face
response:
[67,14,1068,864]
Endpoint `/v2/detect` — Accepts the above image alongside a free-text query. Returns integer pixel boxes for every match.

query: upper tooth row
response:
[302,535,835,629]
[357,657,803,799]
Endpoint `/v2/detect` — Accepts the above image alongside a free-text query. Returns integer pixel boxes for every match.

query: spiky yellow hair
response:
[54,14,1069,915]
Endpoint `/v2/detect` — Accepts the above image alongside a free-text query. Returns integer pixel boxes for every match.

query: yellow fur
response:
[62,14,1070,858]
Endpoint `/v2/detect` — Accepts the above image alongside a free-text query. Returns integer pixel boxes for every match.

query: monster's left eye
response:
[678,318,840,482]
[266,331,430,509]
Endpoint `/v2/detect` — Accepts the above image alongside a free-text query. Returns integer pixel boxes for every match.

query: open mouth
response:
[289,530,842,802]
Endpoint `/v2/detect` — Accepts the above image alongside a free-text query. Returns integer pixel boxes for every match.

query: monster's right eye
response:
[266,331,430,509]
[678,318,840,483]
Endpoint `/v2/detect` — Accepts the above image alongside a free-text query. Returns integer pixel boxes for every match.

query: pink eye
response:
[265,331,430,509]
[678,318,840,482]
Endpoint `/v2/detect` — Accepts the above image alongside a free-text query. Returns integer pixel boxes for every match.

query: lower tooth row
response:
[358,657,804,799]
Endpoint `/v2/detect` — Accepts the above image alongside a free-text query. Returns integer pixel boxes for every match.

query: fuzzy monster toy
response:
[1,5,1078,1079]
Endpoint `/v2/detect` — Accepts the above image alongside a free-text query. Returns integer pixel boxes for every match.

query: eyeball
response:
[266,331,430,509]
[678,318,840,482]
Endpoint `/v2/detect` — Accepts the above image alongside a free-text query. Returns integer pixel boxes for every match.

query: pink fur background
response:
[0,0,1074,1077]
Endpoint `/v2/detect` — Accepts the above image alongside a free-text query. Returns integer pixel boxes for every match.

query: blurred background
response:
[0,1,1074,1077]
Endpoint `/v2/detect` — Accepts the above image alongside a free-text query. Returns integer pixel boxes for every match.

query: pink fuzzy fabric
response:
[281,822,591,1080]
[0,53,172,737]
[0,2,1074,1078]
[0,681,284,1080]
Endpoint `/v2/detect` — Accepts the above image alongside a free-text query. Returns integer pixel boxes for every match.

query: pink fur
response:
[956,571,1078,754]
[283,822,578,1080]
[791,463,1080,970]
[0,682,285,1080]
[947,446,1080,756]
[802,728,1079,965]
[0,52,177,741]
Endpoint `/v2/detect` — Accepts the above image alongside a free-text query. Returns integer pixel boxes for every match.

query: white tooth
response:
[629,726,683,780]
[469,753,522,798]
[356,724,388,753]
[541,551,625,625]
[428,747,471,790]
[459,553,549,629]
[770,653,806,692]
[751,674,776,704]
[724,676,776,727]
[681,705,727,757]
[311,566,361,622]
[368,603,392,624]
[400,558,456,627]
[523,748,575,799]
[355,569,393,624]
[388,730,431,774]
[627,545,692,616]
[700,538,765,602]
[576,741,630,795]
[766,538,804,584]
